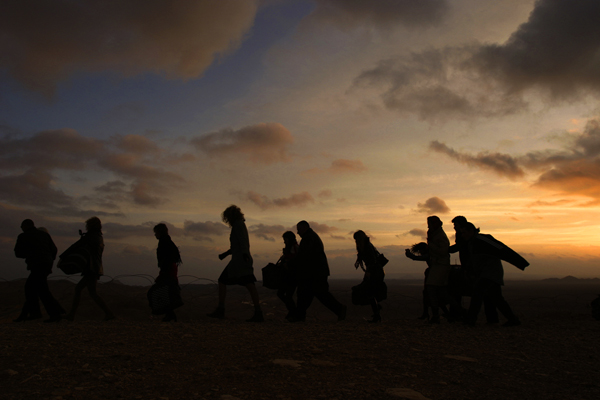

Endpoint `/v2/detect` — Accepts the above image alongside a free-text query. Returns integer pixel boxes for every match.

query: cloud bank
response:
[354,0,600,119]
[416,196,451,214]
[0,0,259,97]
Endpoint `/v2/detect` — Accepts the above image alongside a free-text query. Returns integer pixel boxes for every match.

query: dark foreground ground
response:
[1,278,599,400]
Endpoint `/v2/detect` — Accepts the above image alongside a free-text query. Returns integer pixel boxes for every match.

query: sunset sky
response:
[2,0,600,282]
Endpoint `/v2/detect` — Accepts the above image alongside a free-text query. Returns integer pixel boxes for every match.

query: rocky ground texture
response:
[1,279,599,400]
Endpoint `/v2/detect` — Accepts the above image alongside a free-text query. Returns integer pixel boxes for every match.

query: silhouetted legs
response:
[294,278,346,321]
[208,281,263,322]
[277,283,297,320]
[15,270,64,321]
[466,278,519,326]
[66,275,114,321]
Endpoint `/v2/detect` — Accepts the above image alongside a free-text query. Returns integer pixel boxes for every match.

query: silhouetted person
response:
[208,205,263,322]
[289,221,346,322]
[421,216,452,324]
[353,230,385,323]
[13,219,64,322]
[65,217,115,321]
[449,215,497,323]
[276,231,299,321]
[151,223,183,322]
[405,242,440,320]
[461,223,521,327]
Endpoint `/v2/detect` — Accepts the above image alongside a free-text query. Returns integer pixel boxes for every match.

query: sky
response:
[2,0,600,283]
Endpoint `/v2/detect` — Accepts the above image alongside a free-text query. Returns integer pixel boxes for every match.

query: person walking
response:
[151,223,183,322]
[13,219,64,322]
[461,222,521,327]
[353,230,385,323]
[290,221,346,322]
[207,205,263,322]
[65,217,115,321]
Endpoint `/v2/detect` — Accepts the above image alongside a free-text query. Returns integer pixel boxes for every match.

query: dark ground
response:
[1,278,599,400]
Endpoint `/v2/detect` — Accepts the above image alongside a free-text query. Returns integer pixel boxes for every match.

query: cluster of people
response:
[12,206,526,326]
[405,215,526,326]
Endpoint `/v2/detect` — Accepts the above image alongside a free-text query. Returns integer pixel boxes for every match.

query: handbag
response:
[261,262,284,290]
[148,281,183,315]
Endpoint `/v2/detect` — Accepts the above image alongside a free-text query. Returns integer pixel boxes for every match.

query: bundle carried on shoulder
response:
[57,231,90,275]
[477,234,529,270]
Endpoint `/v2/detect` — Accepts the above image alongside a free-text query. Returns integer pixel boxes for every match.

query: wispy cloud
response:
[243,191,315,210]
[303,159,367,175]
[192,123,294,165]
[432,117,600,201]
[310,0,449,30]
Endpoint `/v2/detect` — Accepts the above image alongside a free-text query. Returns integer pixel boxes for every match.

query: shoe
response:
[162,313,177,322]
[502,319,521,327]
[368,315,381,323]
[429,315,440,324]
[44,316,61,323]
[337,305,347,321]
[418,313,430,320]
[207,307,225,319]
[287,316,305,323]
[13,316,27,322]
[103,314,116,321]
[246,310,264,322]
[25,314,42,321]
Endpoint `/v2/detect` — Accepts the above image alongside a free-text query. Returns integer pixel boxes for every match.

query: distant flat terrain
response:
[1,279,599,400]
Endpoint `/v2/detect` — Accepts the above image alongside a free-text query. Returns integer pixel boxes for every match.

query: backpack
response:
[57,231,90,275]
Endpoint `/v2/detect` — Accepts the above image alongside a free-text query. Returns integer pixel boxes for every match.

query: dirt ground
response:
[1,279,599,400]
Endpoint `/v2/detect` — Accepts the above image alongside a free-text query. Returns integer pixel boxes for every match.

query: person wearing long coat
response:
[424,216,451,323]
[65,217,115,321]
[290,220,346,322]
[207,205,263,322]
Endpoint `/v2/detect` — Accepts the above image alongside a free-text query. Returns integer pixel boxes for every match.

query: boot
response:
[207,306,225,319]
[246,309,264,322]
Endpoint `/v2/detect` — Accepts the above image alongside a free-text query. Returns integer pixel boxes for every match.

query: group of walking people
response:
[12,206,526,326]
[405,215,527,326]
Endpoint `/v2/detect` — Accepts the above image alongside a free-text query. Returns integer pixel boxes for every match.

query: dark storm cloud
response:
[430,141,525,179]
[243,191,315,210]
[432,118,600,201]
[353,0,600,119]
[191,123,294,165]
[0,0,259,97]
[416,196,450,214]
[0,129,188,212]
[311,0,449,29]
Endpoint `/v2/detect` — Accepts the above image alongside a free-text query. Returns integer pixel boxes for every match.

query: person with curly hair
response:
[207,205,263,322]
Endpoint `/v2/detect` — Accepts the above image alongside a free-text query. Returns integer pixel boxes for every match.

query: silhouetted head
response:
[20,219,35,232]
[154,223,168,240]
[427,215,443,230]
[411,242,429,256]
[451,215,468,231]
[85,216,102,232]
[296,220,310,237]
[353,230,369,250]
[461,222,479,240]
[282,231,297,248]
[222,205,244,226]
